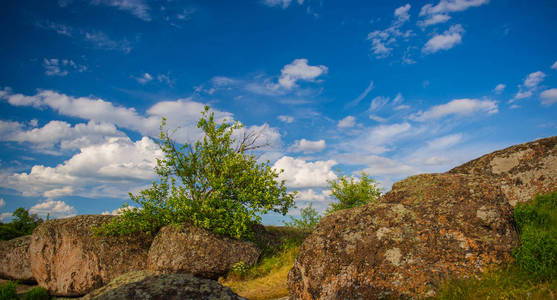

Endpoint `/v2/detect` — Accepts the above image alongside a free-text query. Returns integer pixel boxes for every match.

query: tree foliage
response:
[325,171,381,215]
[0,207,43,240]
[96,106,295,239]
[283,203,321,231]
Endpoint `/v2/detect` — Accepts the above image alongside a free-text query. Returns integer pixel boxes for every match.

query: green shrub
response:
[513,191,557,280]
[0,281,18,300]
[94,106,295,240]
[283,203,321,231]
[20,287,49,300]
[325,171,381,214]
[0,208,43,241]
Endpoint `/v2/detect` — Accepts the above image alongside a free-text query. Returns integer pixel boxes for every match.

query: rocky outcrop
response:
[29,215,153,296]
[449,136,557,206]
[288,173,518,299]
[0,235,34,282]
[83,270,246,300]
[147,224,260,279]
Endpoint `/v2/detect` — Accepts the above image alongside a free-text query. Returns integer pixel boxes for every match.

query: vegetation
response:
[0,282,50,300]
[513,191,557,280]
[0,208,43,241]
[95,106,295,239]
[435,191,557,299]
[221,226,309,300]
[282,203,321,231]
[325,171,381,215]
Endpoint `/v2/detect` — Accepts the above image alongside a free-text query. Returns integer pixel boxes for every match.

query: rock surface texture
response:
[288,136,557,299]
[449,136,557,206]
[0,235,34,282]
[83,270,246,300]
[288,174,518,299]
[29,215,153,296]
[147,224,261,279]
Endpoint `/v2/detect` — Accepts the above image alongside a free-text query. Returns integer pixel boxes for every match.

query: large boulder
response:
[449,136,557,206]
[0,235,34,282]
[288,173,518,299]
[83,270,246,300]
[147,224,261,279]
[29,215,153,296]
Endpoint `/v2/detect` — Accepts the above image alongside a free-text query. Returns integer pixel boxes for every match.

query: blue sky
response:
[0,0,556,224]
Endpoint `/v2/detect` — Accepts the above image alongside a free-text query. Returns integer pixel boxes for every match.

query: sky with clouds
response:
[0,0,556,224]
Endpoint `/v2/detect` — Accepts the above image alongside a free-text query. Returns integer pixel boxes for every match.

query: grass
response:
[220,226,309,300]
[0,282,51,300]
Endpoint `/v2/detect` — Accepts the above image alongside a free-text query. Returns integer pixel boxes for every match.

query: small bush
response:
[283,203,321,231]
[20,287,49,300]
[0,281,18,300]
[513,191,557,280]
[325,171,381,215]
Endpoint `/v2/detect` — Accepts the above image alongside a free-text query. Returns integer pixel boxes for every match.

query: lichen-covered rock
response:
[0,235,34,282]
[288,173,518,299]
[83,270,246,300]
[147,224,260,279]
[449,136,557,206]
[29,215,153,296]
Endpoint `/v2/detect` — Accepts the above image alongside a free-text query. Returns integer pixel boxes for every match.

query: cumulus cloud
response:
[411,98,497,121]
[338,116,356,128]
[135,73,153,84]
[540,88,557,106]
[419,0,489,27]
[102,205,140,215]
[359,155,419,176]
[423,24,465,54]
[552,61,557,69]
[0,120,124,151]
[296,189,331,203]
[278,115,294,123]
[394,4,411,24]
[5,137,163,199]
[523,71,546,88]
[493,84,506,94]
[29,200,76,219]
[278,59,328,89]
[273,156,337,188]
[0,212,12,222]
[43,58,86,76]
[90,0,151,21]
[289,139,326,154]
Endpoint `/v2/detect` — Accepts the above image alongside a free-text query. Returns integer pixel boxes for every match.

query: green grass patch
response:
[0,281,18,300]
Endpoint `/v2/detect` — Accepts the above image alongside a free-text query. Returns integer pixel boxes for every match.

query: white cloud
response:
[411,98,498,121]
[43,58,86,76]
[102,205,140,215]
[135,73,153,84]
[359,155,419,176]
[395,104,410,110]
[0,198,5,208]
[423,24,465,54]
[420,0,490,15]
[393,93,404,104]
[289,139,326,154]
[523,71,546,88]
[0,212,12,222]
[90,0,151,21]
[5,137,163,198]
[418,13,451,27]
[423,156,451,165]
[370,96,390,111]
[278,115,294,123]
[0,120,124,151]
[346,81,374,108]
[338,116,356,128]
[427,133,462,149]
[29,200,76,219]
[84,31,131,53]
[552,61,557,70]
[540,88,557,106]
[278,59,328,89]
[369,115,387,122]
[296,189,331,202]
[493,83,506,94]
[263,0,292,9]
[273,156,337,188]
[394,4,411,24]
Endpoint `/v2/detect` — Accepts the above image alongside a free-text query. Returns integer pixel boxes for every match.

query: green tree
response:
[325,171,381,214]
[283,203,321,231]
[0,207,43,240]
[96,106,296,239]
